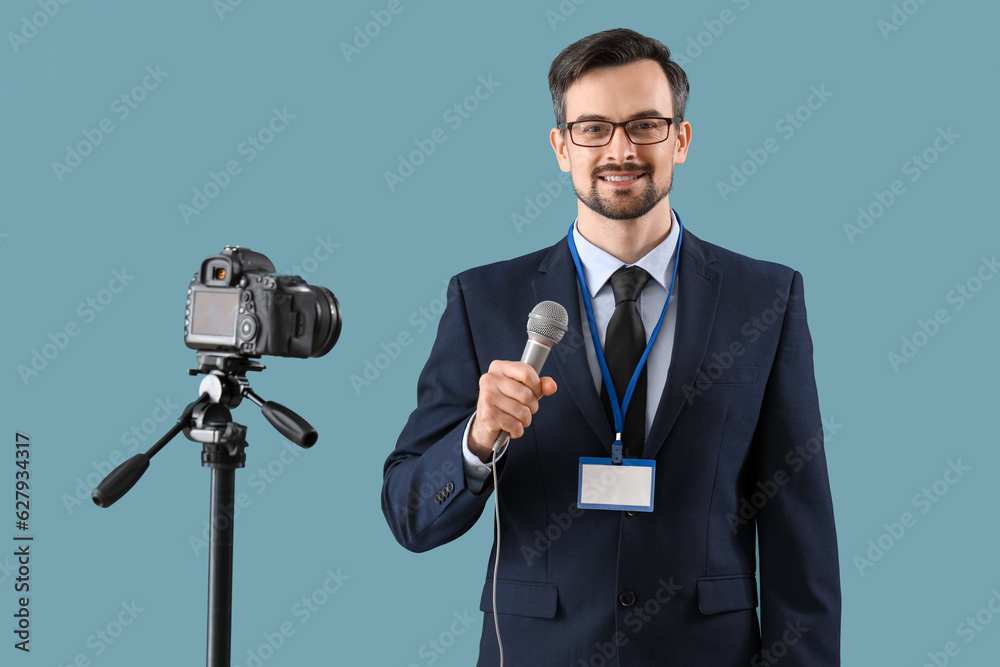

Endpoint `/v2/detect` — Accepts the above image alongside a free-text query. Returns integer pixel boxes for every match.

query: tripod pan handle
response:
[92,454,150,508]
[261,401,317,448]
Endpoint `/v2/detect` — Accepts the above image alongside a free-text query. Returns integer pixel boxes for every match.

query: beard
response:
[574,162,673,221]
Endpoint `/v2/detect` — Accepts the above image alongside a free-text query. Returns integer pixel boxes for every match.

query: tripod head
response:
[92,352,317,508]
[190,352,317,449]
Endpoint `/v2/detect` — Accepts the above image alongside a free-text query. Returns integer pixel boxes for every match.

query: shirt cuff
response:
[462,411,506,494]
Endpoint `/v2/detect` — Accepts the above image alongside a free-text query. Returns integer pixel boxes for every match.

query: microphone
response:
[493,301,569,452]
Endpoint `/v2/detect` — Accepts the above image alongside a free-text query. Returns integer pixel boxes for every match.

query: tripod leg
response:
[207,467,236,667]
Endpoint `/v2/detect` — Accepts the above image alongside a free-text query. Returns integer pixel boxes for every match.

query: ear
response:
[673,120,692,165]
[550,127,572,173]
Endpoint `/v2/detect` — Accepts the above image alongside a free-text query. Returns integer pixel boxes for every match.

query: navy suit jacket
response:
[382,227,840,666]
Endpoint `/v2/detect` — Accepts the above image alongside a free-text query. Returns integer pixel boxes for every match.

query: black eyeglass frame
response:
[556,116,682,146]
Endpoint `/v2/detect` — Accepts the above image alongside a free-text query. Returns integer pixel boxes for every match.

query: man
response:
[382,28,840,666]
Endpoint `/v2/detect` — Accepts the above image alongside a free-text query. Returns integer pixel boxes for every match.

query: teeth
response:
[601,175,640,182]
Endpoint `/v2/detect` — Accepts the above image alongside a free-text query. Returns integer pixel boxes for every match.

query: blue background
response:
[2,0,998,665]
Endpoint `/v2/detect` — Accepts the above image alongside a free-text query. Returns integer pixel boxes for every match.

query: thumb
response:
[540,377,558,397]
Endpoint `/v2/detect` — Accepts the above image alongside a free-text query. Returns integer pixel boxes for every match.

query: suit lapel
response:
[643,230,721,460]
[532,238,615,450]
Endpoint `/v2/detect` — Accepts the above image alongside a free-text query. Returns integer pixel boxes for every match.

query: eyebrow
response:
[571,109,667,122]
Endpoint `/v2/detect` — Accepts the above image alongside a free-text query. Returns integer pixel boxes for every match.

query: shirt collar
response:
[571,209,680,297]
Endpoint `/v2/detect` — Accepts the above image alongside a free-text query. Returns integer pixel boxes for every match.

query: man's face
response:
[550,59,691,222]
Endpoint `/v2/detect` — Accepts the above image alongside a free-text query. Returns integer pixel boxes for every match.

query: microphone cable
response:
[492,438,505,666]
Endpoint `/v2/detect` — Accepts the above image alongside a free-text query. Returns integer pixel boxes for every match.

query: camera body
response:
[184,246,340,358]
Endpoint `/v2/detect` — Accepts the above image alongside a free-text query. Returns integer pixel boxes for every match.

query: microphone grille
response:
[527,301,569,344]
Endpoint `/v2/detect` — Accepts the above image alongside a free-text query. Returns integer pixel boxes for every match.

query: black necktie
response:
[600,265,651,459]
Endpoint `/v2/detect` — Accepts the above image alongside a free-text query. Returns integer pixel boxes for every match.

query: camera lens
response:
[309,286,342,357]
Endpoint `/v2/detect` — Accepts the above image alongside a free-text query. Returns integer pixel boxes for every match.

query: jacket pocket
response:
[479,579,558,619]
[696,574,758,615]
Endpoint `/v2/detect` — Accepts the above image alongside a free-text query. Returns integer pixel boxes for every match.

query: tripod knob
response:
[198,373,244,408]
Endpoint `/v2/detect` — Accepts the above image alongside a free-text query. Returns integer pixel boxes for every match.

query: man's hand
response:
[468,360,558,464]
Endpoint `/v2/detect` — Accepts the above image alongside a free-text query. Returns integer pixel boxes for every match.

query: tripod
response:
[93,352,317,667]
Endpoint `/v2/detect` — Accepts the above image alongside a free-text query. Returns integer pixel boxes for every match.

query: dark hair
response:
[548,28,689,124]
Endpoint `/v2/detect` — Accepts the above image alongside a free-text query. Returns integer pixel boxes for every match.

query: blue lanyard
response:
[566,212,683,462]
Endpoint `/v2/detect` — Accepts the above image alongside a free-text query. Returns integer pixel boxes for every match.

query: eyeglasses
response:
[557,117,681,147]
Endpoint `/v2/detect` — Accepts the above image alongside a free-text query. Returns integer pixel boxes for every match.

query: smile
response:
[599,173,644,184]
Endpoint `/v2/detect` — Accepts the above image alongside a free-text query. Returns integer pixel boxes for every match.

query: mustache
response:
[592,163,653,177]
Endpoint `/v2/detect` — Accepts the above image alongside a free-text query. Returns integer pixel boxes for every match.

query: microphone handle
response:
[493,338,553,452]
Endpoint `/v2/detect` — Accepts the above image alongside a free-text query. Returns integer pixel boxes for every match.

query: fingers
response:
[477,361,539,438]
[468,361,557,456]
[489,360,544,397]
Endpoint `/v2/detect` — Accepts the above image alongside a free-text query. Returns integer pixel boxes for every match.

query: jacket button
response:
[619,591,635,607]
[626,511,636,517]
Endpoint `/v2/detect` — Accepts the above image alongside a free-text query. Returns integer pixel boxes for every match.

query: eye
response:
[630,119,661,130]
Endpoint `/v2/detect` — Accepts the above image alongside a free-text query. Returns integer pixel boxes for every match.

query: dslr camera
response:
[184,246,341,358]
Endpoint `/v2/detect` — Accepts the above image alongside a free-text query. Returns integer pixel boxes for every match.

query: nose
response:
[603,125,637,162]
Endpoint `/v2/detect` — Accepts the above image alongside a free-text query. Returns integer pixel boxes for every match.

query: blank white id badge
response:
[577,457,655,512]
